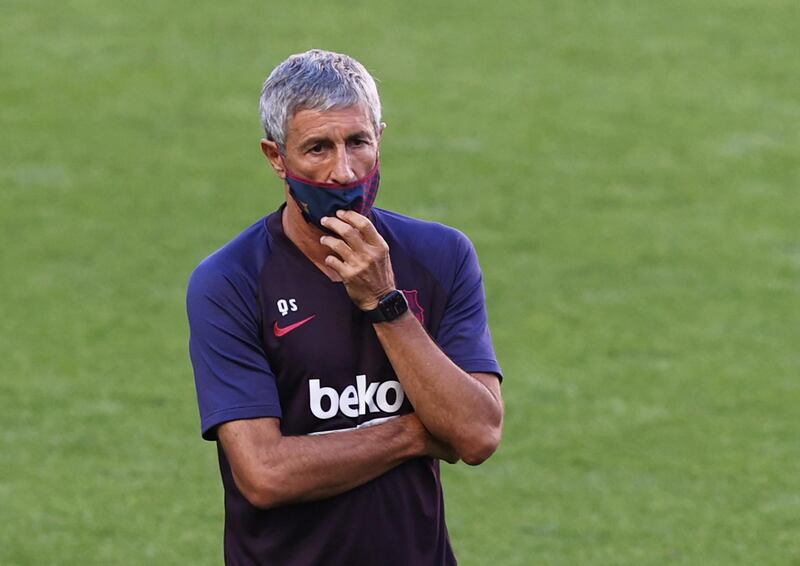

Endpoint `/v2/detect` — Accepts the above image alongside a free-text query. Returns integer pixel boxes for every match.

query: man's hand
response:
[427,435,460,465]
[320,210,396,311]
[401,413,460,464]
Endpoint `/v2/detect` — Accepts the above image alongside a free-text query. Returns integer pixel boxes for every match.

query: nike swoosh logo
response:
[274,314,316,337]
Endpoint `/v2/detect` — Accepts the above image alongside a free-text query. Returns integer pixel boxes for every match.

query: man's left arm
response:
[320,210,504,465]
[374,314,503,465]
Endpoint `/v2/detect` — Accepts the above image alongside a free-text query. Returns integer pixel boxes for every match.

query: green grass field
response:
[1,1,798,564]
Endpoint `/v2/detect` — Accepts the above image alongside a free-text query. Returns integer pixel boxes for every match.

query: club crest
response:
[401,289,425,325]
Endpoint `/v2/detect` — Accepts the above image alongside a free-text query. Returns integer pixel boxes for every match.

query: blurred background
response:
[1,1,798,564]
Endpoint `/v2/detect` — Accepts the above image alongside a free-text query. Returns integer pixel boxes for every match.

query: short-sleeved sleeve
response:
[187,263,282,440]
[435,233,503,380]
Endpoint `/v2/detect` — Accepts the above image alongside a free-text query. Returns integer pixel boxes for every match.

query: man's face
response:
[280,104,381,184]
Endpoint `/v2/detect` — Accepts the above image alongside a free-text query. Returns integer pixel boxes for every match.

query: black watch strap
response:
[365,290,408,323]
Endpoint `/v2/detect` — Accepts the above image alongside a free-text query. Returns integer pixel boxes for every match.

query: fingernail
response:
[336,209,345,217]
[320,217,329,224]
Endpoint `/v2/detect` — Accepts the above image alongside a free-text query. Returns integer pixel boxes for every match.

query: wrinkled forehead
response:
[285,103,377,145]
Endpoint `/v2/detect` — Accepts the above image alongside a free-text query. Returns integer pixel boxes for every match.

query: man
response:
[187,49,504,565]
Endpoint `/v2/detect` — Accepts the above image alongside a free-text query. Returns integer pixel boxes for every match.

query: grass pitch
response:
[1,1,798,564]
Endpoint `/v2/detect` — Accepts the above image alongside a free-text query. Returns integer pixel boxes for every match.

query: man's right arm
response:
[217,413,455,509]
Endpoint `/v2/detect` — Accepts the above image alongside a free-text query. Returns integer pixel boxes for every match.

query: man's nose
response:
[328,145,357,185]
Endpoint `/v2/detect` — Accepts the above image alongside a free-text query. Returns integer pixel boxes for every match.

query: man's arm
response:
[217,413,456,509]
[373,314,503,465]
[320,210,504,465]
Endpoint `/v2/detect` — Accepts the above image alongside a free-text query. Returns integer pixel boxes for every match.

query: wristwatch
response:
[365,290,409,323]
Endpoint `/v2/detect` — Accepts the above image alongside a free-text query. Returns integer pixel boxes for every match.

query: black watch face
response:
[379,291,408,321]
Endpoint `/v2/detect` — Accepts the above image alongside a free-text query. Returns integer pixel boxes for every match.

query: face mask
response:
[284,160,380,230]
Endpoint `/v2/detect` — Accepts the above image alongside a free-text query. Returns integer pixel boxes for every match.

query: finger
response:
[319,235,356,262]
[321,216,367,251]
[324,254,352,277]
[336,210,385,247]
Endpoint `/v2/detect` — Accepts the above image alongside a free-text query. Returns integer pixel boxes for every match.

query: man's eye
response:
[308,144,324,154]
[349,138,367,147]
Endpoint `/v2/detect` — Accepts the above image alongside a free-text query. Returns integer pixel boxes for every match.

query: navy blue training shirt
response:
[187,205,502,566]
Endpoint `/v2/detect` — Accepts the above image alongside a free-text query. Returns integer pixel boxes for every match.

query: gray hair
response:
[259,49,382,148]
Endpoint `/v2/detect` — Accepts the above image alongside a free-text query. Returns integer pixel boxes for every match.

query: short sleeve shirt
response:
[187,206,502,566]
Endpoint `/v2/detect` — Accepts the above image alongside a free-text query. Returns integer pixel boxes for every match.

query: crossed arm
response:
[320,210,504,464]
[218,210,503,508]
[218,412,455,509]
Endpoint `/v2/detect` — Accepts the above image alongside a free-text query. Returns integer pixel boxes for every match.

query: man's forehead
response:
[287,104,374,143]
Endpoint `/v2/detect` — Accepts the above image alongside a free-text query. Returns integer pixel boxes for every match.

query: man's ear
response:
[260,139,286,179]
[377,122,387,143]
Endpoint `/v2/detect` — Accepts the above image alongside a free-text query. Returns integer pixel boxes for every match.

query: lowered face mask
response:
[284,160,380,230]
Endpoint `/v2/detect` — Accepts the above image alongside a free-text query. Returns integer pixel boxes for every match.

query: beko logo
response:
[309,375,405,420]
